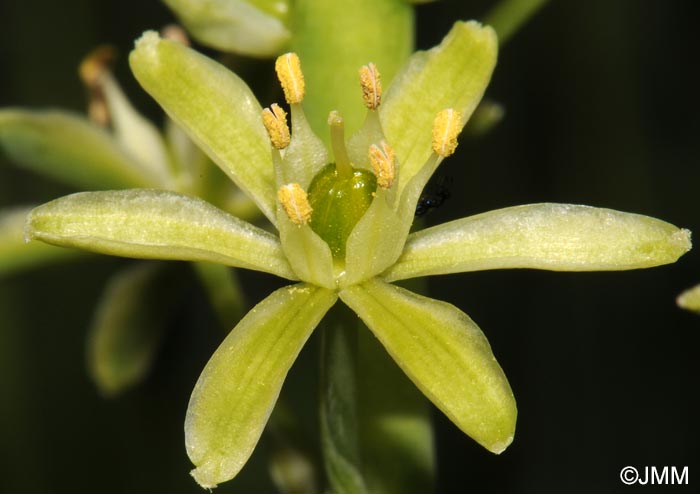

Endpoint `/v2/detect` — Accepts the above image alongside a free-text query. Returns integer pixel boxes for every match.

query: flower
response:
[0,37,255,395]
[25,22,691,488]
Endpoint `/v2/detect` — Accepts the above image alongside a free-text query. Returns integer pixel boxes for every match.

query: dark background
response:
[1,1,698,493]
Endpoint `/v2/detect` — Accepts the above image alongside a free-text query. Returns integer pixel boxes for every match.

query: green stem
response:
[291,0,414,139]
[320,304,367,494]
[484,0,550,45]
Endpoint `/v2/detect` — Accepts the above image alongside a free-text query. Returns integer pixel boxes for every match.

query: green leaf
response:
[0,109,151,189]
[87,263,177,396]
[0,206,84,276]
[384,203,693,281]
[381,21,498,194]
[291,0,413,138]
[340,278,516,454]
[26,189,296,279]
[162,0,290,56]
[186,283,337,488]
[129,32,277,224]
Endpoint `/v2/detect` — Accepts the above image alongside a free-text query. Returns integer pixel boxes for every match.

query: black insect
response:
[415,175,451,216]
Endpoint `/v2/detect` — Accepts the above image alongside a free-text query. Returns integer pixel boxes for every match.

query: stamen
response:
[278,183,313,225]
[433,108,462,158]
[262,103,291,149]
[79,45,115,89]
[79,45,117,126]
[275,53,305,104]
[432,109,462,157]
[369,141,396,189]
[328,111,353,178]
[359,63,382,110]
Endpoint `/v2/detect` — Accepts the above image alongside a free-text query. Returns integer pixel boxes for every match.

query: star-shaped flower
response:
[25,22,691,488]
[0,38,255,395]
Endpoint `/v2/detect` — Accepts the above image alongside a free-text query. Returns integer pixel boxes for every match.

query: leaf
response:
[26,189,296,279]
[384,203,692,281]
[185,283,337,488]
[129,32,277,223]
[87,262,178,396]
[0,206,83,276]
[163,0,290,56]
[340,278,516,454]
[381,21,498,194]
[0,109,151,189]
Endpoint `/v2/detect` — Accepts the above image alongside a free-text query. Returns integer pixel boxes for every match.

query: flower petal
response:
[381,21,498,193]
[277,212,335,289]
[384,203,692,281]
[129,32,277,224]
[99,72,174,187]
[186,283,337,488]
[0,206,84,276]
[26,189,296,279]
[340,278,516,454]
[343,191,405,287]
[676,284,700,313]
[0,109,151,189]
[87,262,176,396]
[163,0,290,57]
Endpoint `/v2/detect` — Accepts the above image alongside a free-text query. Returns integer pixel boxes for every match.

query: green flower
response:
[0,41,253,395]
[25,22,691,488]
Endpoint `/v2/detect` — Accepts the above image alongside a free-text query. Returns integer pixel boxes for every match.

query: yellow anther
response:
[369,141,396,189]
[262,104,291,149]
[78,45,117,126]
[79,45,116,89]
[359,63,382,110]
[278,183,313,225]
[275,53,305,104]
[432,109,462,157]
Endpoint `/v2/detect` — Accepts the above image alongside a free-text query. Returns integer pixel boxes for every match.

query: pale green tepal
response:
[25,22,691,488]
[162,0,291,56]
[677,284,700,313]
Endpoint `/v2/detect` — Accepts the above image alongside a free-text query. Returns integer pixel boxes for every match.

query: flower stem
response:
[320,304,367,494]
[484,0,551,45]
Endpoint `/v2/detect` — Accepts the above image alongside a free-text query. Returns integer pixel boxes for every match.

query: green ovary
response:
[307,163,377,258]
